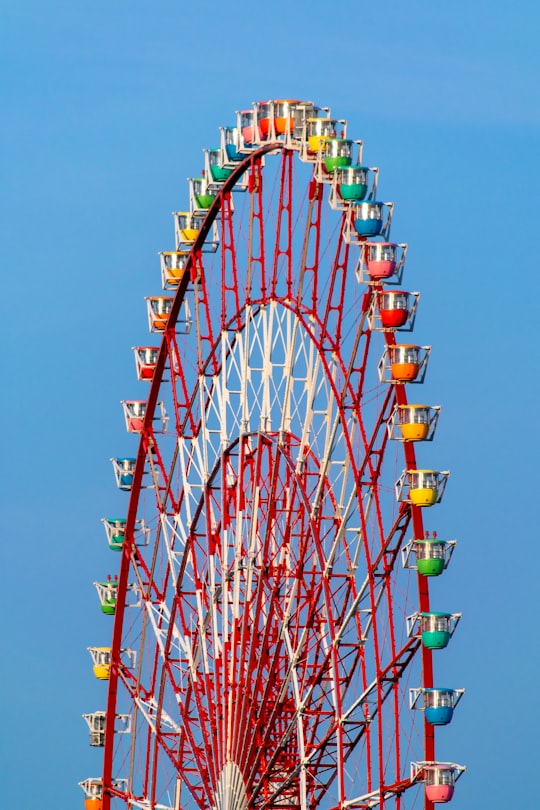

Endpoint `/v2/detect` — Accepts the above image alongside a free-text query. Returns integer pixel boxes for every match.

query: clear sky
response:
[1,1,539,807]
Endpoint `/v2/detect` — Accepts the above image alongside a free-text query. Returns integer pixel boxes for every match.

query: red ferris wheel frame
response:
[89,116,462,810]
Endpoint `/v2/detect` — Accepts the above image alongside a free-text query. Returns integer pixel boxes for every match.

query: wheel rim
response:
[97,115,449,810]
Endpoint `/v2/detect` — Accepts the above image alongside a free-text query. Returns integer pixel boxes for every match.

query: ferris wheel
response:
[80,100,465,810]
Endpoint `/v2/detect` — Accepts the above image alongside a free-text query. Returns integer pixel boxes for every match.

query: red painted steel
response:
[100,140,439,810]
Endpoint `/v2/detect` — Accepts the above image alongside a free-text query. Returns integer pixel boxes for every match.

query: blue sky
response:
[1,1,539,807]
